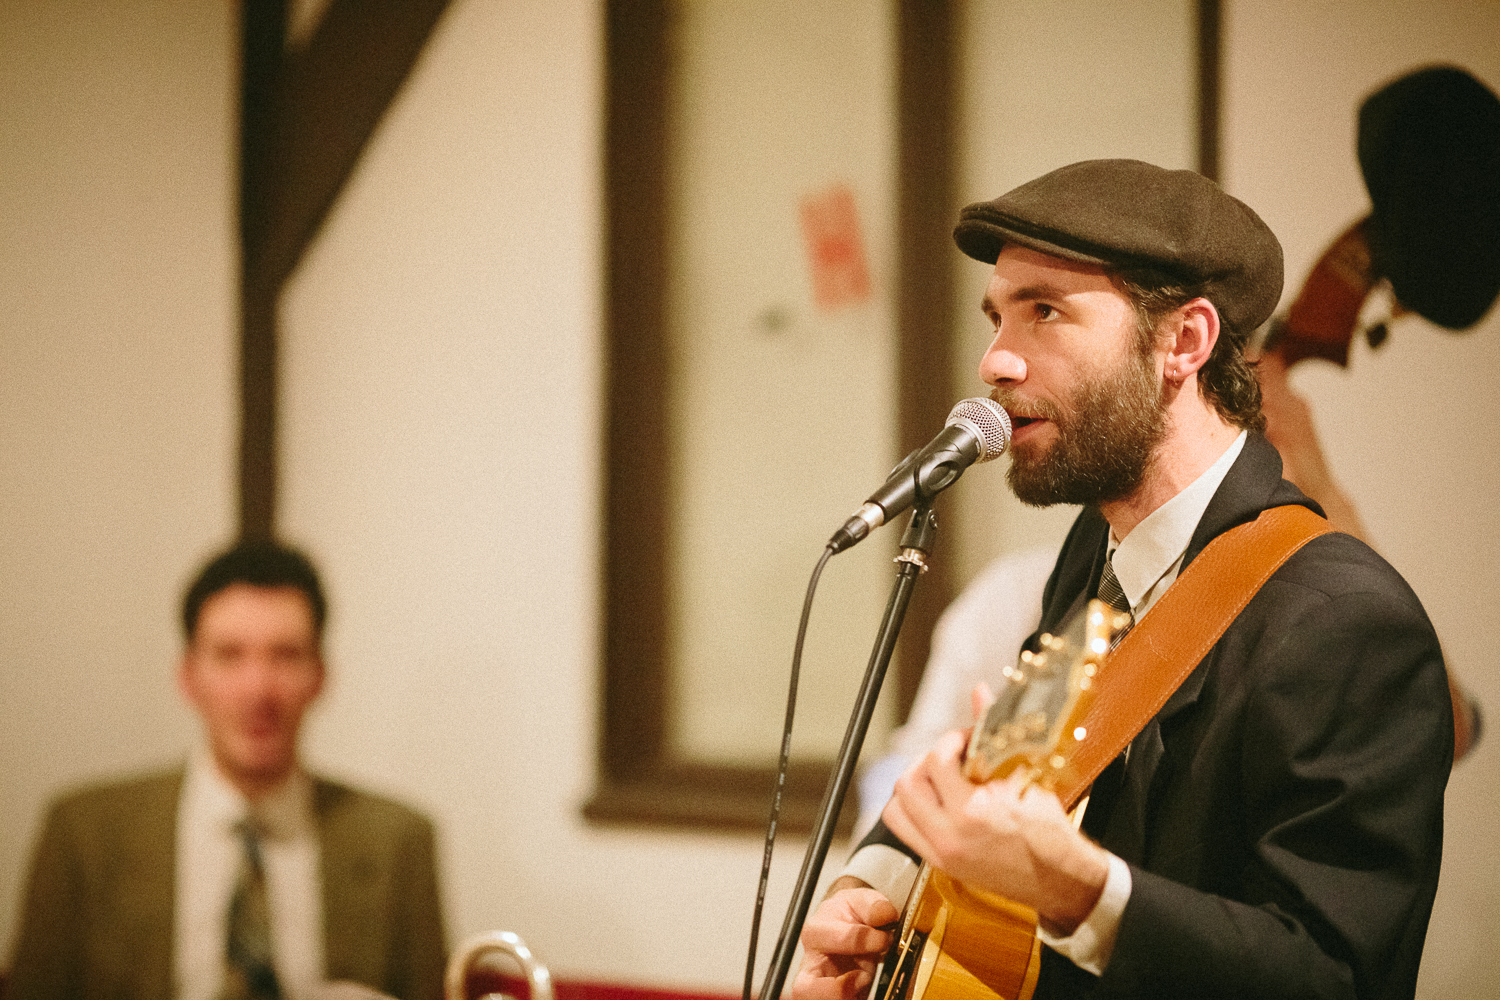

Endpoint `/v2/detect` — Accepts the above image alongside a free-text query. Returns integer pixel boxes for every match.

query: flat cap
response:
[953,159,1284,340]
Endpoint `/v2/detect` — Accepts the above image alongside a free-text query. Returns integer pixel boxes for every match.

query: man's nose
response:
[979,332,1026,386]
[242,656,283,692]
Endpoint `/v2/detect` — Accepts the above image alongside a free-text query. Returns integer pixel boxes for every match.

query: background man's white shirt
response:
[174,748,325,1000]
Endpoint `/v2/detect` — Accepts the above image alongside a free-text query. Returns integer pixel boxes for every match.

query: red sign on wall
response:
[799,184,872,311]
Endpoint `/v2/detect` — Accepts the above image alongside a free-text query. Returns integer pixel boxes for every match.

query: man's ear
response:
[1163,297,1220,381]
[176,651,198,706]
[310,653,328,699]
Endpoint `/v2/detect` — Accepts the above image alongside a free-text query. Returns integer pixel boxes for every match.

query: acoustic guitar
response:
[872,598,1130,1000]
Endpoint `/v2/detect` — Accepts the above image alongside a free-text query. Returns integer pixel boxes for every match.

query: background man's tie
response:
[222,819,282,1000]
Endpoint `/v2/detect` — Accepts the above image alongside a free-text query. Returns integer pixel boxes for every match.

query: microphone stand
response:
[757,503,939,1000]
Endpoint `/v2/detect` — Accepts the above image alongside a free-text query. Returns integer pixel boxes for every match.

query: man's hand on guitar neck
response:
[791,876,899,1000]
[881,729,1111,939]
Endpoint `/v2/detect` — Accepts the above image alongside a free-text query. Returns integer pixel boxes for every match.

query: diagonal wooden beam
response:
[238,0,452,538]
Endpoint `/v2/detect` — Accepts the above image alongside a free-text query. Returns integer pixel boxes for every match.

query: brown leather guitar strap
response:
[1058,504,1336,812]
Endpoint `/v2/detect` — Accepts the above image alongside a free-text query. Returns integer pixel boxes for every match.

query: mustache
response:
[989,388,1063,424]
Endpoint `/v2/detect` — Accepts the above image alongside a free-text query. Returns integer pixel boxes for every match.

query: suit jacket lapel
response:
[107,772,181,999]
[316,779,389,987]
[1037,505,1110,636]
[1183,433,1319,568]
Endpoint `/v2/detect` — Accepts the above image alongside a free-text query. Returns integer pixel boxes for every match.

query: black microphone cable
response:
[743,541,835,1000]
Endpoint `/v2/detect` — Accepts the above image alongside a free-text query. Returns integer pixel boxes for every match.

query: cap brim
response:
[955,210,1117,269]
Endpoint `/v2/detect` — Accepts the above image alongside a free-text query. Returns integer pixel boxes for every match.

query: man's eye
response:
[1035,303,1057,320]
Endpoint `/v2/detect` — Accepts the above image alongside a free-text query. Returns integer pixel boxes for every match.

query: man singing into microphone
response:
[792,160,1451,1000]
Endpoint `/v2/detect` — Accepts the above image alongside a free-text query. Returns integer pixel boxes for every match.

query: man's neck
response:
[212,755,298,804]
[1101,398,1241,541]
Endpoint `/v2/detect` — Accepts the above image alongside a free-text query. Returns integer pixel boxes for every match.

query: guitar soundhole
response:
[873,928,928,1000]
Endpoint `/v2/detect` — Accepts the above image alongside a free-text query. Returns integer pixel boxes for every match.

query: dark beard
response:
[997,346,1167,508]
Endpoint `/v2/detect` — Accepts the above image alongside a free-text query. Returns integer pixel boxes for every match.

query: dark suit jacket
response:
[865,434,1452,1000]
[6,767,447,1000]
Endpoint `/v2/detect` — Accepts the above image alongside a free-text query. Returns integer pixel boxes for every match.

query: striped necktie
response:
[221,819,282,1000]
[1081,553,1135,838]
[1096,554,1134,646]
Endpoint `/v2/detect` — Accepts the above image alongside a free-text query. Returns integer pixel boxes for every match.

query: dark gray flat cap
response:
[953,159,1283,340]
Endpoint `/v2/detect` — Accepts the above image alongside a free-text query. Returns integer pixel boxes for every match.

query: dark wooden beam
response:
[239,0,289,539]
[1197,0,1221,181]
[238,0,453,538]
[600,0,672,777]
[893,0,957,723]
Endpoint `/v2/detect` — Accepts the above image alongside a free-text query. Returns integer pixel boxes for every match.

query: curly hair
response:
[1112,267,1265,432]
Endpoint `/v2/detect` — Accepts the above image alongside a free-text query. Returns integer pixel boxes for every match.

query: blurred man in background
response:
[7,541,446,1000]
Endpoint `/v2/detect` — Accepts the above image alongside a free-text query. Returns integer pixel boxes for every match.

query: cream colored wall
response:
[3,0,1497,995]
[0,0,237,963]
[0,0,801,988]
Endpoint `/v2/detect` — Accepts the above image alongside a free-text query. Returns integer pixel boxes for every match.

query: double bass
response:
[1258,64,1499,763]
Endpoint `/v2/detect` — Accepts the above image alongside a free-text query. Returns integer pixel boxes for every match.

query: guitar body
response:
[887,867,1043,1000]
[873,599,1127,1000]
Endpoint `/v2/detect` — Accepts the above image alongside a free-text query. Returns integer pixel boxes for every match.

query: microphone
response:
[828,397,1011,553]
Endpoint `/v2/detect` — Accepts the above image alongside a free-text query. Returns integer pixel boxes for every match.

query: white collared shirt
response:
[175,748,326,1000]
[1106,430,1248,621]
[844,431,1249,977]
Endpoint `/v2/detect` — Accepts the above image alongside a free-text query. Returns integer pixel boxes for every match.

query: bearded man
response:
[794,160,1451,1000]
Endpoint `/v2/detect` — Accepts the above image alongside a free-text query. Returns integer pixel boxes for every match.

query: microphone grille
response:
[946,397,1012,462]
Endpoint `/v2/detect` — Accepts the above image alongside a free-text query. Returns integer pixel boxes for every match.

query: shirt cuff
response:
[1035,852,1132,976]
[839,844,920,909]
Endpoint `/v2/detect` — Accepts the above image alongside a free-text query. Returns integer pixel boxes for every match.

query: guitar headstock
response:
[962,598,1129,790]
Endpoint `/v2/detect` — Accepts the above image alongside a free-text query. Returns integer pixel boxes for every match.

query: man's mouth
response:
[991,393,1056,445]
[241,711,286,739]
[1005,412,1049,443]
